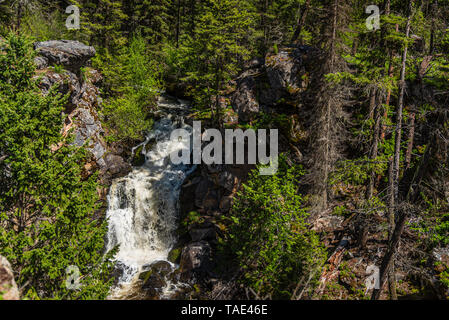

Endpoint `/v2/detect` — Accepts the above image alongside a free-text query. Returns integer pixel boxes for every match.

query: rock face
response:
[179,241,212,282]
[0,256,20,300]
[228,45,316,123]
[33,40,131,187]
[34,40,96,72]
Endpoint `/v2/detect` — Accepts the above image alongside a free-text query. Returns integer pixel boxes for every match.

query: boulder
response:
[140,260,173,281]
[231,75,259,123]
[34,40,96,72]
[140,260,175,298]
[131,145,146,167]
[168,247,182,264]
[103,154,132,177]
[180,241,212,281]
[219,195,233,213]
[34,56,48,69]
[0,256,20,300]
[36,70,81,110]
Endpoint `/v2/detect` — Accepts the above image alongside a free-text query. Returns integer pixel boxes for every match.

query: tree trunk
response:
[366,92,381,200]
[393,0,413,202]
[176,0,182,48]
[429,0,437,55]
[405,112,416,169]
[291,0,311,43]
[376,0,414,300]
[371,210,408,300]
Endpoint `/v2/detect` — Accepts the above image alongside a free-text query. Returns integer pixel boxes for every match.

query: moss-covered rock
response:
[168,247,182,264]
[131,145,145,166]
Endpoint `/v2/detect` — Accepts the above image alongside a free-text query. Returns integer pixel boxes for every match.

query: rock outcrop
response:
[33,40,131,188]
[0,256,20,300]
[34,40,96,73]
[227,45,317,123]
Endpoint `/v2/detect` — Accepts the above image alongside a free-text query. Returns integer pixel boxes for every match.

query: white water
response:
[105,95,194,299]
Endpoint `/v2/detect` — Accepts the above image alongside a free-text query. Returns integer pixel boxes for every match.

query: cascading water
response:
[105,94,195,299]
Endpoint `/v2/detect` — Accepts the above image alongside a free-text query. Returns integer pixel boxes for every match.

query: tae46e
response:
[225,304,268,316]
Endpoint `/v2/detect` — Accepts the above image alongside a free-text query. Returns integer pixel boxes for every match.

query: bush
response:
[225,157,326,299]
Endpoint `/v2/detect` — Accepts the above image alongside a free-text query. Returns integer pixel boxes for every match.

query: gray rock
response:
[218,171,236,192]
[34,56,48,69]
[34,40,96,72]
[0,255,20,300]
[231,76,259,123]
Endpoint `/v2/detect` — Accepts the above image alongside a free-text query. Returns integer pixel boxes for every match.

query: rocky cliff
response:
[33,40,131,195]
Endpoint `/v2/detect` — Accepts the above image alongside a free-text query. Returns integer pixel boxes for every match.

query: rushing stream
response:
[105,94,195,299]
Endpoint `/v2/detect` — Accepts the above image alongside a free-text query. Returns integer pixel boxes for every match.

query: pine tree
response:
[179,0,255,122]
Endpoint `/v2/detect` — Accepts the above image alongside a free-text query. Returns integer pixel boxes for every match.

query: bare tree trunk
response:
[175,0,182,48]
[405,112,416,169]
[291,0,311,43]
[387,156,398,299]
[371,210,408,300]
[393,0,413,202]
[429,0,438,55]
[366,92,381,200]
[378,0,414,300]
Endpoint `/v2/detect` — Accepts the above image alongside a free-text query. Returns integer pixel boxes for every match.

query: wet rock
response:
[100,154,132,185]
[195,179,215,209]
[168,248,182,264]
[0,255,20,300]
[141,260,173,280]
[180,174,201,217]
[34,40,96,72]
[189,227,216,242]
[218,171,237,192]
[131,145,146,167]
[219,195,233,213]
[180,241,212,281]
[140,261,175,298]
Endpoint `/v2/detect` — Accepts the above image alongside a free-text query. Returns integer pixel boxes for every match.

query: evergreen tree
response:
[179,0,255,122]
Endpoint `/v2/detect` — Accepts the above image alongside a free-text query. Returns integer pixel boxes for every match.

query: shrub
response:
[225,157,326,298]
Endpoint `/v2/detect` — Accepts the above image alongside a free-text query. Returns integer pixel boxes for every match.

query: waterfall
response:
[105,94,194,299]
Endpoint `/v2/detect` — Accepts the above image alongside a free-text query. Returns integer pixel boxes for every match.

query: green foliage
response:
[178,0,255,110]
[410,194,449,248]
[53,64,64,74]
[96,34,160,141]
[80,0,128,51]
[21,7,67,41]
[225,157,326,298]
[0,33,114,300]
[330,156,388,186]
